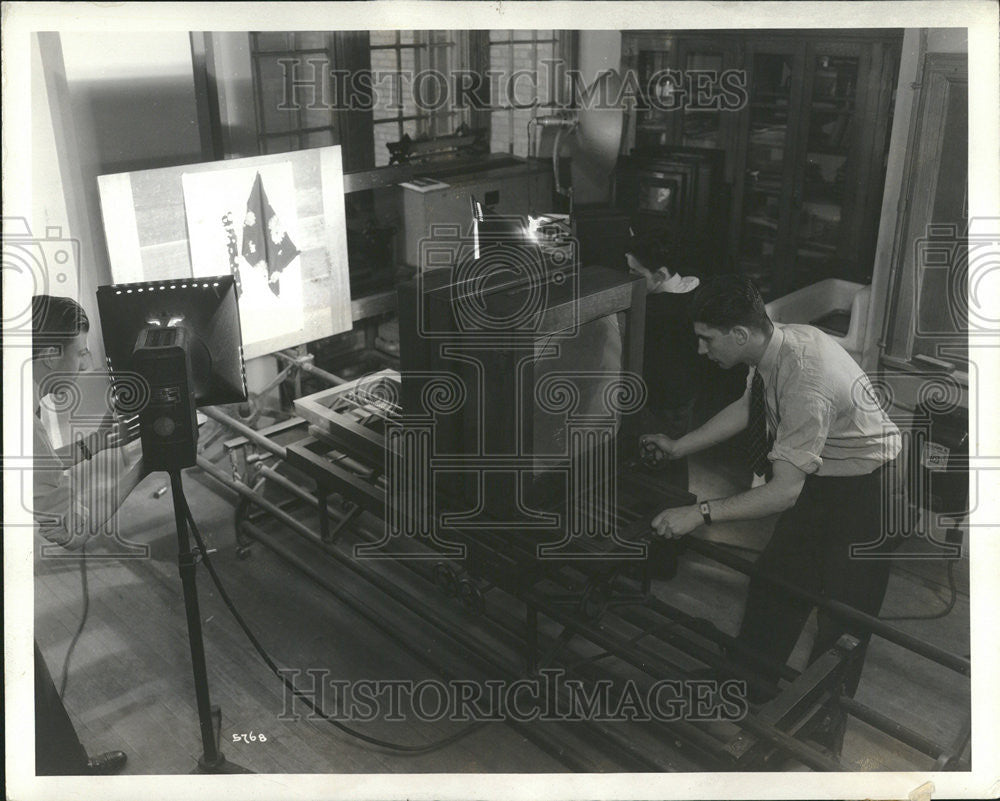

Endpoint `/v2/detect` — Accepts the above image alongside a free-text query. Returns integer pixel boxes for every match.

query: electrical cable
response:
[881,558,959,622]
[179,492,489,755]
[58,542,90,700]
[57,419,138,700]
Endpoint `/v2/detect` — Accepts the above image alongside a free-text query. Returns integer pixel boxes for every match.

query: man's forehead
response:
[693,323,724,337]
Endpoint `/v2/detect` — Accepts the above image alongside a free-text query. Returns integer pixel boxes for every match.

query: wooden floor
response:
[33,443,971,774]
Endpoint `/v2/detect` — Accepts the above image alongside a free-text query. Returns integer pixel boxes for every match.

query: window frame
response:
[487,30,568,157]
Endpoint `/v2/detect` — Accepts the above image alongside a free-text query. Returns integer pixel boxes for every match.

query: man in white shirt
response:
[642,275,900,753]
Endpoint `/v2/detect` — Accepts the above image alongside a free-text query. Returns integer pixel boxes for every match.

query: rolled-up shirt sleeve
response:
[768,362,834,475]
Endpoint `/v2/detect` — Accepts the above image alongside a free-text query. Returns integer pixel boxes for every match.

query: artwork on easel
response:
[182,163,304,349]
[97,146,352,360]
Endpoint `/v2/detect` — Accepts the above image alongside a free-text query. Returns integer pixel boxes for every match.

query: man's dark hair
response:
[687,274,771,333]
[31,295,89,359]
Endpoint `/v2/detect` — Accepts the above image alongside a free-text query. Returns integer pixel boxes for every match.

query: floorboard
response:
[30,447,971,774]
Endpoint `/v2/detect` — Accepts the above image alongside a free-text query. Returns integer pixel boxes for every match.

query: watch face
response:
[700,502,710,514]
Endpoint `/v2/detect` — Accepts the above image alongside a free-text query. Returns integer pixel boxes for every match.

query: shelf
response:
[745,215,780,232]
[809,100,856,112]
[746,184,782,196]
[806,146,850,157]
[796,242,837,257]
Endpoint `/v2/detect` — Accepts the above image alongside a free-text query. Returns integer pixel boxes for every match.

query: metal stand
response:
[168,470,251,774]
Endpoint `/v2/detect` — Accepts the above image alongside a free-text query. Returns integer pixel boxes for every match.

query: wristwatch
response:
[698,500,712,525]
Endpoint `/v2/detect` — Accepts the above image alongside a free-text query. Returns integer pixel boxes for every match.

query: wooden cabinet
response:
[622,31,901,299]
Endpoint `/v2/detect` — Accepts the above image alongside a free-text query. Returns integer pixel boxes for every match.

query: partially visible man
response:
[31,295,146,775]
[641,275,901,752]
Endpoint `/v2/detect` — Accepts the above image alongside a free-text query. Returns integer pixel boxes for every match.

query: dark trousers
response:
[35,640,89,775]
[736,463,893,700]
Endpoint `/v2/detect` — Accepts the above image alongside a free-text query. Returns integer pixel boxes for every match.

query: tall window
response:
[488,30,564,157]
[241,31,575,168]
[249,32,340,154]
[368,31,471,166]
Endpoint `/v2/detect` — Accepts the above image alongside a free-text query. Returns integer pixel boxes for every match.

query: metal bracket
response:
[724,634,860,765]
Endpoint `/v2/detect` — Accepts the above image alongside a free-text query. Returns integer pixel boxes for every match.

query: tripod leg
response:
[169,470,224,770]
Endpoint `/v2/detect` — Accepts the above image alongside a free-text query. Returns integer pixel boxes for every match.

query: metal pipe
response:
[298,359,348,386]
[257,463,540,656]
[200,462,675,770]
[250,471,799,707]
[837,695,960,766]
[201,407,287,460]
[273,351,347,386]
[685,538,971,677]
[258,464,328,506]
[238,521,593,772]
[523,588,847,773]
[198,457,958,768]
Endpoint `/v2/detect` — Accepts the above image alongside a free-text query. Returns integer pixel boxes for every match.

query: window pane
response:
[370,30,396,46]
[490,29,511,43]
[254,32,291,52]
[257,55,297,133]
[373,122,398,166]
[400,49,417,116]
[536,42,556,104]
[263,135,296,154]
[370,47,398,78]
[303,105,335,128]
[490,43,512,75]
[511,107,533,157]
[511,44,537,107]
[304,129,335,149]
[490,109,511,153]
[294,32,327,50]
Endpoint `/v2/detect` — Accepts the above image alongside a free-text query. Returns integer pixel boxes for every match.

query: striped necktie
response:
[747,370,773,479]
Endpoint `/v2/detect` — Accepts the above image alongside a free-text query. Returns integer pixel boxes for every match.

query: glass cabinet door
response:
[633,48,678,150]
[679,49,726,150]
[789,49,862,291]
[738,49,799,299]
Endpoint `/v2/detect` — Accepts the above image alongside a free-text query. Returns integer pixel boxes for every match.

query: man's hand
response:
[651,504,702,539]
[639,433,682,466]
[95,412,139,452]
